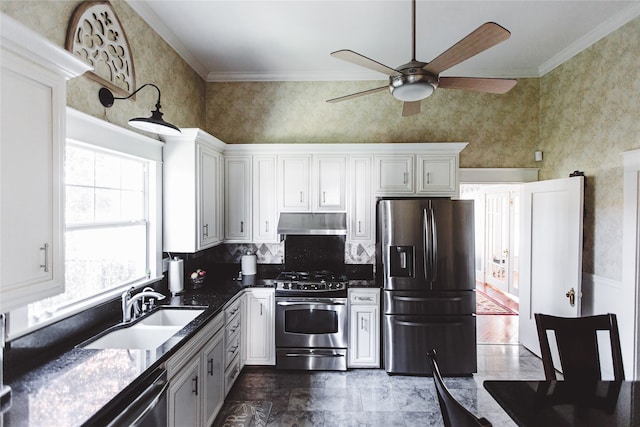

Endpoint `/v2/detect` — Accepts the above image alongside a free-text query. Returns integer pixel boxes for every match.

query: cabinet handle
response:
[323,191,326,203]
[192,375,199,395]
[40,243,50,272]
[265,221,269,232]
[260,303,263,316]
[403,172,408,185]
[426,172,431,184]
[299,192,303,203]
[240,221,244,233]
[203,223,209,237]
[361,318,366,330]
[208,359,214,376]
[358,221,362,233]
[230,367,239,380]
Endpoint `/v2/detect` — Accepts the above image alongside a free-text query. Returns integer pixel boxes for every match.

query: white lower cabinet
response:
[348,288,380,368]
[166,314,225,427]
[243,288,275,365]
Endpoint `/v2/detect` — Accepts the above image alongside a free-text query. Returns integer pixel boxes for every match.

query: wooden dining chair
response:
[534,313,624,381]
[427,349,493,427]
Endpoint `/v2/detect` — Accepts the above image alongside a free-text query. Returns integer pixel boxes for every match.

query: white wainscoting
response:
[581,272,626,379]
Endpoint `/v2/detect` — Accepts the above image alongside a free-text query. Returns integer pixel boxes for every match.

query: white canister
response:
[168,257,184,295]
[241,252,257,276]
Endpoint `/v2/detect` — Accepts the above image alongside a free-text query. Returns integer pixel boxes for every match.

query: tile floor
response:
[221,344,545,426]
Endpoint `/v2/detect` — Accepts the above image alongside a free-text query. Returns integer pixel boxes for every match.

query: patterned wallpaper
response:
[539,16,640,281]
[0,0,206,138]
[205,79,541,169]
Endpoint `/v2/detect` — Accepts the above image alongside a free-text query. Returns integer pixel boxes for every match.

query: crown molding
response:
[538,2,640,76]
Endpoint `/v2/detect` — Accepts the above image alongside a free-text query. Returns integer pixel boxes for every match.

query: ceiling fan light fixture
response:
[391,81,435,102]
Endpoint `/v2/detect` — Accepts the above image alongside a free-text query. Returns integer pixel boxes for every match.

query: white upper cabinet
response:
[314,155,346,211]
[253,155,278,242]
[278,155,311,211]
[225,156,252,242]
[348,156,374,243]
[163,129,225,253]
[374,147,464,197]
[416,155,458,195]
[375,155,414,194]
[0,15,90,312]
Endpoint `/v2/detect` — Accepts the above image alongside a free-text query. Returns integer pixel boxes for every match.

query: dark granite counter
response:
[2,277,273,427]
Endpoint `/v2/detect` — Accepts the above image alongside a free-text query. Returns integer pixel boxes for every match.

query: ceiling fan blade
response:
[402,101,421,117]
[331,50,399,76]
[439,77,517,94]
[424,22,511,75]
[326,86,388,103]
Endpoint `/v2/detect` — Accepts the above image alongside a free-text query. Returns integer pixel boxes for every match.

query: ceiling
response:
[126,1,640,82]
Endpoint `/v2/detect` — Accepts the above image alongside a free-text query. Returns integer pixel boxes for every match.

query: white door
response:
[519,176,584,355]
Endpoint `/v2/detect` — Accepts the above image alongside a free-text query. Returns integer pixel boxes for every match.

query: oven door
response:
[275,298,347,349]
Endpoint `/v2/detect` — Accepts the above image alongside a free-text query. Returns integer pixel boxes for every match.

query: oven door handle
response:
[276,301,346,306]
[284,353,345,358]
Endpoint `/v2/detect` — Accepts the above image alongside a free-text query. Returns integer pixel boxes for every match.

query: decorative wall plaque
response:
[66,1,135,96]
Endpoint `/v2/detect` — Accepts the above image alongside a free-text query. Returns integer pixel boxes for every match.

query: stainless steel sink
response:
[82,307,205,350]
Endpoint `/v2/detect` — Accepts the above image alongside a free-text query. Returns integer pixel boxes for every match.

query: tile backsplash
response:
[209,241,374,265]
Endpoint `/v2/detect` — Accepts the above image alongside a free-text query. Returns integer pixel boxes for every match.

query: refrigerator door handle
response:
[423,208,430,283]
[430,205,438,281]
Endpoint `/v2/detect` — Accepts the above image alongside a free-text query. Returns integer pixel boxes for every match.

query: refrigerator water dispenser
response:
[389,246,414,277]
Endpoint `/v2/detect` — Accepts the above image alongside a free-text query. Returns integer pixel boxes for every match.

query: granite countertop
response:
[3,277,273,427]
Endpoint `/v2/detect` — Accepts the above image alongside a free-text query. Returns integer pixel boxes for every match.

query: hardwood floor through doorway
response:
[477,283,519,344]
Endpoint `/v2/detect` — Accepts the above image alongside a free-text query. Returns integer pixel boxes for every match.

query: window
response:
[27,144,151,323]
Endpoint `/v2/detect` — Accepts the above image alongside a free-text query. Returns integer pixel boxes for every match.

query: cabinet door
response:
[199,145,222,248]
[253,155,278,242]
[348,156,373,243]
[225,156,251,241]
[202,330,225,427]
[349,305,380,367]
[279,155,311,211]
[0,53,65,312]
[168,357,200,427]
[416,155,457,195]
[314,156,346,211]
[244,289,275,365]
[375,155,414,194]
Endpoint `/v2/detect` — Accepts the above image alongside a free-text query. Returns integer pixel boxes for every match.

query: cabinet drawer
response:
[224,354,241,396]
[225,332,241,369]
[225,297,242,320]
[226,313,241,341]
[349,289,379,305]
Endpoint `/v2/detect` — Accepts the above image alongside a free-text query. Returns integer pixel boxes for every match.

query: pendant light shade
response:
[98,84,181,136]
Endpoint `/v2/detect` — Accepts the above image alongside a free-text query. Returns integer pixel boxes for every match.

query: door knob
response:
[566,288,576,307]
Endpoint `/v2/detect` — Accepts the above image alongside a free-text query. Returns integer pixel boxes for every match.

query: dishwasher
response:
[82,368,169,426]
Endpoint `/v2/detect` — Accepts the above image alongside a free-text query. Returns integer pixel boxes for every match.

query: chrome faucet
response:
[121,287,166,323]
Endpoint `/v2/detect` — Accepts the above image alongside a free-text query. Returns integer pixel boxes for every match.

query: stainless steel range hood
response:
[277,213,347,236]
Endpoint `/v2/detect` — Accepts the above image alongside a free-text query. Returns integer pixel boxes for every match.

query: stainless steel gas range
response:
[274,270,349,371]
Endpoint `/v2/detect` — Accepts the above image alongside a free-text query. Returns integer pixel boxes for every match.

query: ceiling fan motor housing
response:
[390,62,439,102]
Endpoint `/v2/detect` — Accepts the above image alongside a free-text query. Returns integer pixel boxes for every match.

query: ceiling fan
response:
[326,0,517,117]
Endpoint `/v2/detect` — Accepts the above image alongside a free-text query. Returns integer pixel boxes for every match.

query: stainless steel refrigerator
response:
[377,198,477,375]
